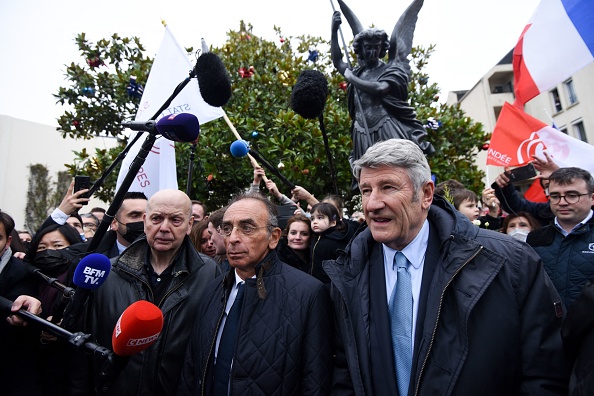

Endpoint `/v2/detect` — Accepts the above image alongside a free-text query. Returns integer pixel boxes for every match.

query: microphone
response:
[195,52,232,108]
[111,300,164,356]
[61,253,112,332]
[22,260,75,298]
[290,69,328,119]
[121,113,200,143]
[230,140,296,190]
[72,253,112,290]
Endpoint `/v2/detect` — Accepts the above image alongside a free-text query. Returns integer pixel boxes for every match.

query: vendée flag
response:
[513,0,594,106]
[487,102,594,176]
[116,27,224,198]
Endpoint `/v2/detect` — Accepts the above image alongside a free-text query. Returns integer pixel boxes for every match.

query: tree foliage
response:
[24,164,69,232]
[54,24,488,213]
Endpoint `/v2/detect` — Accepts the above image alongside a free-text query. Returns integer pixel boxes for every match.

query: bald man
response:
[70,190,221,396]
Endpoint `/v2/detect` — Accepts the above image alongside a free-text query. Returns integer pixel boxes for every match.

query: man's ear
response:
[6,235,12,249]
[186,216,194,236]
[268,227,282,250]
[421,181,435,210]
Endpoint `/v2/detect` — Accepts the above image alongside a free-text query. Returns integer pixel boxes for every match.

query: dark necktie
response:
[389,252,413,396]
[213,282,245,395]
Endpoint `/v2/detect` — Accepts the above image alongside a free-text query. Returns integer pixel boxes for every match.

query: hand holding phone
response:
[506,164,537,182]
[74,175,91,205]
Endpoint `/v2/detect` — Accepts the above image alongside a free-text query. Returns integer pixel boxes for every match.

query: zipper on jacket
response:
[310,235,322,275]
[119,266,156,302]
[201,286,228,396]
[413,245,483,396]
[157,270,186,308]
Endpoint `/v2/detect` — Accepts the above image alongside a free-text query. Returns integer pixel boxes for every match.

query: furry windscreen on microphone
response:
[290,70,328,119]
[195,52,232,107]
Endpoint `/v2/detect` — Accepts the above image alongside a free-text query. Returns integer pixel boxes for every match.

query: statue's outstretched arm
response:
[331,11,348,75]
[344,69,391,96]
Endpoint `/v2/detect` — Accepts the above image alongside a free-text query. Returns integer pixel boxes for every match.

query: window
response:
[551,89,563,113]
[573,121,587,142]
[565,79,578,105]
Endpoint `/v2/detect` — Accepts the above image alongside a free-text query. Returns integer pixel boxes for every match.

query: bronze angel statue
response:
[330,0,435,168]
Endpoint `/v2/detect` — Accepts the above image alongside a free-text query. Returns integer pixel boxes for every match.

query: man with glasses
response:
[527,167,594,309]
[178,192,333,395]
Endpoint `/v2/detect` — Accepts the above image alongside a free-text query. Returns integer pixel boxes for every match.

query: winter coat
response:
[310,224,354,284]
[527,215,594,309]
[323,195,570,396]
[177,250,333,396]
[70,235,221,396]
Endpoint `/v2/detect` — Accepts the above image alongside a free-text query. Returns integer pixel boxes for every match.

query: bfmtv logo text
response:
[82,266,107,285]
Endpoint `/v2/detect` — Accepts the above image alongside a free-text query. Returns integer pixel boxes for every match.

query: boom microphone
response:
[290,69,328,119]
[195,52,232,107]
[112,300,164,356]
[121,113,200,143]
[22,260,75,297]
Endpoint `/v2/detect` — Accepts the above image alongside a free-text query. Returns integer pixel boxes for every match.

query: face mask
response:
[508,228,530,242]
[121,221,145,244]
[33,249,72,276]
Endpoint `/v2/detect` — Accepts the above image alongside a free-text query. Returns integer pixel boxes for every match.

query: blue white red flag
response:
[513,0,594,106]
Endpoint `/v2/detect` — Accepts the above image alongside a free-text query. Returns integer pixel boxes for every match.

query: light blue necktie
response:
[389,251,413,396]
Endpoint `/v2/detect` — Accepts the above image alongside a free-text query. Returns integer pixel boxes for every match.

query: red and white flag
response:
[488,102,594,176]
[116,27,223,198]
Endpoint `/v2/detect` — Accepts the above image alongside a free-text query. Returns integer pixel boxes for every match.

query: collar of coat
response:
[223,250,278,300]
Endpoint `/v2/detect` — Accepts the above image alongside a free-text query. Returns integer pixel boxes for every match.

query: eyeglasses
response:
[548,192,591,204]
[83,223,97,230]
[220,223,271,237]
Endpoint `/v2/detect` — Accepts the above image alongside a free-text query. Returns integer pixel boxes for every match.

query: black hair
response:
[28,224,83,262]
[310,202,346,232]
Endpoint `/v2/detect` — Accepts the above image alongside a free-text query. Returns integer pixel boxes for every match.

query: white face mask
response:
[508,228,530,242]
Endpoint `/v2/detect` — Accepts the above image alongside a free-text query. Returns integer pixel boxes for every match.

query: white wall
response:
[0,115,117,229]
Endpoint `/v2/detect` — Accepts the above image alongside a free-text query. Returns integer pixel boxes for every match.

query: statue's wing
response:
[337,0,364,37]
[388,0,424,75]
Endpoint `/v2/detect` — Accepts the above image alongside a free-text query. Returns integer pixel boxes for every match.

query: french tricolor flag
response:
[513,0,594,106]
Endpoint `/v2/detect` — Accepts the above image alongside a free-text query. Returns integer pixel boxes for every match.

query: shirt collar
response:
[382,219,429,270]
[554,209,593,235]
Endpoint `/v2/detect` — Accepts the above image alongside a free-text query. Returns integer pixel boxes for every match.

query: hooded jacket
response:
[323,196,569,396]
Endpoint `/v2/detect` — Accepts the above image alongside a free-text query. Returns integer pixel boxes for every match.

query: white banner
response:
[116,27,224,198]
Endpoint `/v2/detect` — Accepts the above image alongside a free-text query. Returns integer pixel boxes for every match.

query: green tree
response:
[24,165,70,232]
[54,25,488,212]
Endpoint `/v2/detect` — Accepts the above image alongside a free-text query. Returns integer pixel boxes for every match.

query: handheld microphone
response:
[62,253,111,332]
[112,300,164,356]
[121,113,200,143]
[72,253,111,290]
[230,140,296,190]
[290,69,328,119]
[195,52,232,108]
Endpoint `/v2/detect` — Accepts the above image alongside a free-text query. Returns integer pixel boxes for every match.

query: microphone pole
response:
[186,142,197,197]
[87,72,196,254]
[329,0,373,148]
[318,114,339,196]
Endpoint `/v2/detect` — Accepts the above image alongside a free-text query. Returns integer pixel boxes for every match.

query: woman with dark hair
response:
[28,223,82,320]
[501,212,542,242]
[27,223,82,396]
[309,202,352,284]
[276,214,312,272]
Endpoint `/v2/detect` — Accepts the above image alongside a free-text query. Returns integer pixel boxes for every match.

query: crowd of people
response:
[2,138,594,395]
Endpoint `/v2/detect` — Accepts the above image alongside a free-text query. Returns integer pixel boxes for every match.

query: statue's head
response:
[353,28,390,60]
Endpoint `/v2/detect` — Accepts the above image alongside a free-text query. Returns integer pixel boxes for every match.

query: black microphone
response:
[195,52,232,107]
[121,113,200,142]
[22,261,75,298]
[0,295,112,358]
[290,69,328,119]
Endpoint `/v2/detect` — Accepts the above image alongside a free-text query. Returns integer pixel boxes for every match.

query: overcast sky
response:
[0,0,541,126]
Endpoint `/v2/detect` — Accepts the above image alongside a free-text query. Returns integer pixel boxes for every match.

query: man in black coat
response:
[178,192,332,395]
[323,138,570,395]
